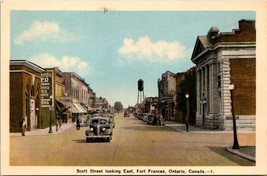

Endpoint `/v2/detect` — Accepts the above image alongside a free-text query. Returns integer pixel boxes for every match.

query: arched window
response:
[25,84,30,128]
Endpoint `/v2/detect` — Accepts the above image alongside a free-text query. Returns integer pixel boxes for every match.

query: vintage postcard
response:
[1,0,267,175]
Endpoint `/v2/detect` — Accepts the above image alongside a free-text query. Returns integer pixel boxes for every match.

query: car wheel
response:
[86,138,90,143]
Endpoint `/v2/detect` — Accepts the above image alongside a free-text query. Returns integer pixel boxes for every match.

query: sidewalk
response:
[163,120,255,134]
[163,120,256,162]
[10,123,76,136]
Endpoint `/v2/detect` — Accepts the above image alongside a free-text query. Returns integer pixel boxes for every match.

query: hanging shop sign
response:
[41,72,53,107]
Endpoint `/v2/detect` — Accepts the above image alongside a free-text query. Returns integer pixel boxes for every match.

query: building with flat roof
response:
[10,60,44,132]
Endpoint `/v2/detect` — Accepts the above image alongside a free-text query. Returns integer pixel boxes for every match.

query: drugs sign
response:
[41,72,52,107]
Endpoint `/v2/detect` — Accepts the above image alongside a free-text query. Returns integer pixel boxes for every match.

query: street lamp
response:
[185,93,189,132]
[229,84,240,149]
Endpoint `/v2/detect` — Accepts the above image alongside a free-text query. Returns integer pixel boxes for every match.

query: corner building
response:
[10,60,44,132]
[191,19,256,131]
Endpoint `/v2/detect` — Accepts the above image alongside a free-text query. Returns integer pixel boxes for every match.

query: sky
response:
[10,11,255,107]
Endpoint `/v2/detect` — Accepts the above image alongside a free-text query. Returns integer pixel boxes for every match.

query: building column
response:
[219,58,232,130]
[208,61,220,129]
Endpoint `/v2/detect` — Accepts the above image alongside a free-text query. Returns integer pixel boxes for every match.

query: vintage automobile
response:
[124,111,130,117]
[147,113,156,125]
[78,114,90,126]
[102,113,115,128]
[85,116,113,142]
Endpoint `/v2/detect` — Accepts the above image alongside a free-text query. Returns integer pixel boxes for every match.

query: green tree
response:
[114,101,123,113]
[177,67,196,125]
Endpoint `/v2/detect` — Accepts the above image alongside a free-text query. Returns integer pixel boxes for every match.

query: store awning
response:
[72,103,87,113]
[71,104,80,113]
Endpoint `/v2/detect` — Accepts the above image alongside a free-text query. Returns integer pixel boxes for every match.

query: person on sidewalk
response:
[76,117,81,130]
[159,114,163,126]
[56,112,62,131]
[20,117,27,136]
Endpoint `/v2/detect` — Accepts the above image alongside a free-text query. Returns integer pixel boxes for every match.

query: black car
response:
[85,116,113,142]
[124,111,130,117]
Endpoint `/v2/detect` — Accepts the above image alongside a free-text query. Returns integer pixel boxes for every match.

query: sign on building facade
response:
[41,72,53,107]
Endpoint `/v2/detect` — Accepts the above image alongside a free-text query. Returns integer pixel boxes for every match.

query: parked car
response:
[85,116,113,142]
[103,113,115,128]
[147,114,155,125]
[124,111,130,117]
[78,114,90,126]
[142,113,149,122]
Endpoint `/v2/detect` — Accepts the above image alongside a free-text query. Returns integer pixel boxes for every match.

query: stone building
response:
[10,60,44,132]
[191,19,256,131]
[158,71,176,120]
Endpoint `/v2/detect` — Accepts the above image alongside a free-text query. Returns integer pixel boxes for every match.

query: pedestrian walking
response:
[56,112,62,131]
[159,114,163,126]
[76,118,81,130]
[20,117,27,136]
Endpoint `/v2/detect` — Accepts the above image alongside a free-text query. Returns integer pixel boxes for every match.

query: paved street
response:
[10,113,255,166]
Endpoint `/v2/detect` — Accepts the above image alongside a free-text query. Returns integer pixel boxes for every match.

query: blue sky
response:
[10,11,255,107]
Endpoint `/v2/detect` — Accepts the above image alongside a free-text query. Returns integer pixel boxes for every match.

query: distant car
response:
[142,113,149,122]
[147,114,155,125]
[124,111,130,117]
[103,113,116,128]
[85,116,113,142]
[78,114,90,126]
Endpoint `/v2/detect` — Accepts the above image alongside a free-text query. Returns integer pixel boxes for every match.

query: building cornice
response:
[10,60,44,73]
[191,44,256,63]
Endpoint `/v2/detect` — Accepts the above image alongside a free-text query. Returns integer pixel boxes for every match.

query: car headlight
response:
[90,127,94,131]
[102,128,106,131]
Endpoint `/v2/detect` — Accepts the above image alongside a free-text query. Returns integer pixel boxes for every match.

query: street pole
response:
[185,93,189,132]
[48,98,53,133]
[230,85,239,149]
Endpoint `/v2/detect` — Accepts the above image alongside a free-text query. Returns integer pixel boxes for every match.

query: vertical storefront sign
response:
[41,72,53,107]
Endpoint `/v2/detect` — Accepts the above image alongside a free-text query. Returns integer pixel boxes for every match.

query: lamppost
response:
[185,93,189,132]
[36,107,39,129]
[229,84,240,149]
[48,96,53,133]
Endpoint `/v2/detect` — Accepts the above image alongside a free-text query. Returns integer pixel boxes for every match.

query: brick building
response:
[158,71,176,120]
[191,19,256,131]
[10,60,44,132]
[63,72,88,122]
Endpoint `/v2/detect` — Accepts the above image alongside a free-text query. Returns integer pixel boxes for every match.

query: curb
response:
[163,123,255,134]
[225,147,256,162]
[10,123,76,136]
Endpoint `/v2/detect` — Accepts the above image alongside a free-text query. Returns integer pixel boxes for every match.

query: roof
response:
[10,60,45,73]
[191,19,256,63]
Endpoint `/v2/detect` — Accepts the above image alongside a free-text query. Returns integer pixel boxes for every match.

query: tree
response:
[177,67,196,125]
[114,101,123,113]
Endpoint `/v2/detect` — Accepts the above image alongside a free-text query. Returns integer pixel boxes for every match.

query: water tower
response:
[137,79,145,104]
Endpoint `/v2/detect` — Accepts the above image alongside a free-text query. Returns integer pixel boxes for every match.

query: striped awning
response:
[72,103,87,113]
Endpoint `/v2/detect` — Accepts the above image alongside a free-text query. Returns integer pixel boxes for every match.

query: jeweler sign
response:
[41,72,52,107]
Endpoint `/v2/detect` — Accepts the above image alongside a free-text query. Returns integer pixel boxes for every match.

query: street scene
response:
[10,113,255,166]
[2,2,267,175]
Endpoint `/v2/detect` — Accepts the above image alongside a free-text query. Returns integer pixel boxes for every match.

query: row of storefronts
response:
[10,61,101,132]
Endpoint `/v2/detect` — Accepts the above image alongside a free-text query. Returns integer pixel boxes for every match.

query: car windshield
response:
[91,119,108,125]
[92,119,99,125]
[100,119,107,125]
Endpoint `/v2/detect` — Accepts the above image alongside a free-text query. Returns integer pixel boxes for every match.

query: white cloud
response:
[118,36,191,63]
[14,21,79,45]
[29,53,91,77]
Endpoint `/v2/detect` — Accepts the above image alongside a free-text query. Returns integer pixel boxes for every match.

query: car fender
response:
[104,129,112,135]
